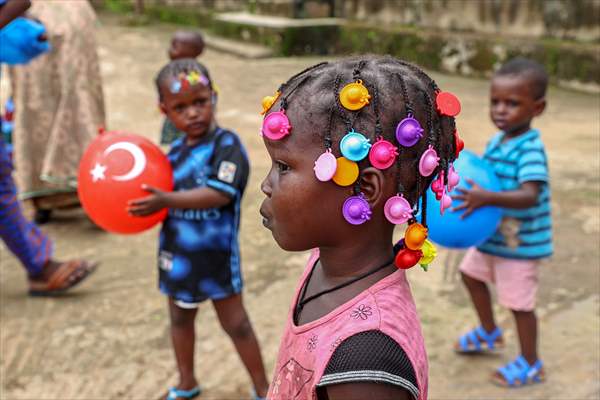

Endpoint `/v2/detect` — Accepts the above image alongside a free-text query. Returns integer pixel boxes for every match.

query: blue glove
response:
[0,17,51,64]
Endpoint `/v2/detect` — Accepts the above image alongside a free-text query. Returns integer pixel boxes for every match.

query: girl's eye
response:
[174,105,185,113]
[276,161,290,174]
[508,100,519,107]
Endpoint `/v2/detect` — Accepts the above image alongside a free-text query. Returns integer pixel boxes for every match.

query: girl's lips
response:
[259,208,272,229]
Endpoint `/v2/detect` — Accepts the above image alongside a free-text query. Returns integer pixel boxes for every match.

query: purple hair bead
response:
[342,195,372,225]
[395,114,424,147]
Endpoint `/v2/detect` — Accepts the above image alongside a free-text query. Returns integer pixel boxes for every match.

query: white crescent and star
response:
[89,141,147,183]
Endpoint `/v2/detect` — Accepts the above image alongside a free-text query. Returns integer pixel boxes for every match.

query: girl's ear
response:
[159,102,167,115]
[360,167,386,208]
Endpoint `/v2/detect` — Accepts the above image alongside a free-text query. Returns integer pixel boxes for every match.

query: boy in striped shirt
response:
[453,58,551,387]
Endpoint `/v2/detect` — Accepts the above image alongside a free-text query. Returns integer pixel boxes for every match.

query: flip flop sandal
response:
[251,388,266,400]
[492,355,545,387]
[455,326,504,354]
[29,260,97,296]
[165,386,201,400]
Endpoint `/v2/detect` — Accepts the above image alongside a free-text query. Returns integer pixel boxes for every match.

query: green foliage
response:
[103,0,133,13]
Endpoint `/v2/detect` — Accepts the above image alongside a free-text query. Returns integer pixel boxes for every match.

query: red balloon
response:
[78,130,173,234]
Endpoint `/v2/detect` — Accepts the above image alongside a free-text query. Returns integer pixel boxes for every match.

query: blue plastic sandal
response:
[251,388,266,400]
[166,386,201,400]
[456,326,504,353]
[494,355,545,387]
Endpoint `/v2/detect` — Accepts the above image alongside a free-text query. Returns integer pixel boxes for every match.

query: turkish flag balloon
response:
[78,130,173,234]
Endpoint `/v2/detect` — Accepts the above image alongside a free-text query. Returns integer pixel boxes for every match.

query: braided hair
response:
[269,55,458,209]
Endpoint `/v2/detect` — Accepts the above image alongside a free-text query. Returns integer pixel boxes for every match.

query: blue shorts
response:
[158,249,243,307]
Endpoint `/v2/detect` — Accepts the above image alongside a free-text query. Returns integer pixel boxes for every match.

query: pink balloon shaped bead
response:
[314,150,337,182]
[262,111,291,140]
[369,139,398,170]
[440,192,452,215]
[384,195,412,225]
[431,174,444,195]
[447,164,460,191]
[418,145,439,177]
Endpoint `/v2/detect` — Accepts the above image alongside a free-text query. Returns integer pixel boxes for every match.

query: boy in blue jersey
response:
[452,58,552,387]
[129,59,268,400]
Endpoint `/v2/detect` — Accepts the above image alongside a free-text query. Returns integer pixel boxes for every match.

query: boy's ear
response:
[533,97,546,117]
[359,167,385,208]
[159,102,167,115]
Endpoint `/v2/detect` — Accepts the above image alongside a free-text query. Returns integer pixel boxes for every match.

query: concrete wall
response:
[334,0,600,42]
[117,0,600,42]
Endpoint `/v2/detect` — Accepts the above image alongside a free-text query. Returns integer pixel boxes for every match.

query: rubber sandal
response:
[492,355,545,387]
[251,388,266,400]
[28,260,97,296]
[455,326,504,354]
[166,386,201,400]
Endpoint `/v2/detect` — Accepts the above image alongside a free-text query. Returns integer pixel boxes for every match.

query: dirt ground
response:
[1,15,599,400]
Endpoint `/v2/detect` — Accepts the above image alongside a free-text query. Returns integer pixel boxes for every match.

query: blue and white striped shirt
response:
[477,129,553,260]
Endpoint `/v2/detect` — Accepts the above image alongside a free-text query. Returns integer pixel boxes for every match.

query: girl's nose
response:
[260,175,272,197]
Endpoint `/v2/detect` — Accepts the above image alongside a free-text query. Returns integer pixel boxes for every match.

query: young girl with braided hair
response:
[259,56,464,400]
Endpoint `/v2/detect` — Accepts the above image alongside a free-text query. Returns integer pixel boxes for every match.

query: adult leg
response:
[213,294,269,397]
[0,139,51,277]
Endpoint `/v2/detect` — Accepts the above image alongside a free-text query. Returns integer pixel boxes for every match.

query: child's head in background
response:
[491,57,548,137]
[168,30,205,60]
[260,56,461,266]
[155,58,216,144]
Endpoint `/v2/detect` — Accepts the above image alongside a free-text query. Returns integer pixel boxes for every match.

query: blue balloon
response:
[425,150,502,249]
[0,17,51,65]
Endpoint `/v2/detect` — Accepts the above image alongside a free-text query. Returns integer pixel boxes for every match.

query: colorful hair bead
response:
[314,150,337,182]
[262,111,291,140]
[395,247,423,270]
[418,145,440,177]
[187,70,201,85]
[447,163,460,191]
[340,130,371,162]
[260,91,280,115]
[435,91,461,116]
[431,174,444,200]
[170,80,182,94]
[340,80,371,111]
[395,114,424,147]
[342,194,372,225]
[384,195,412,225]
[440,189,452,215]
[419,239,437,271]
[454,130,464,157]
[369,139,398,170]
[404,223,428,250]
[332,157,359,186]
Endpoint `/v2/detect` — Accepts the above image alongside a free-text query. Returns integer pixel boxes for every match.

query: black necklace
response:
[294,257,395,323]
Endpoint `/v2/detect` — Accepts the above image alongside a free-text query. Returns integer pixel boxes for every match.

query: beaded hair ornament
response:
[169,70,210,94]
[260,60,464,271]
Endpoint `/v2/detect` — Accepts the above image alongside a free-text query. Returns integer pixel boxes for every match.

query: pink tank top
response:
[267,250,428,400]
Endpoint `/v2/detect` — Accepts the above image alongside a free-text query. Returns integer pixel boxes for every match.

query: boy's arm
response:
[453,178,540,218]
[0,0,31,29]
[128,185,229,217]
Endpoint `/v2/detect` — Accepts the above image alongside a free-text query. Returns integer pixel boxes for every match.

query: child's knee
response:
[221,315,253,340]
[170,306,196,328]
[461,271,482,286]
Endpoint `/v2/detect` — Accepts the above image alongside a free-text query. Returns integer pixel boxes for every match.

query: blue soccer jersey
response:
[158,127,249,303]
[477,129,553,259]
